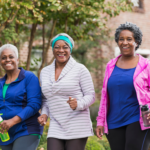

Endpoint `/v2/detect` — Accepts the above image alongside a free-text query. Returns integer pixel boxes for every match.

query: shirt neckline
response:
[115,65,136,70]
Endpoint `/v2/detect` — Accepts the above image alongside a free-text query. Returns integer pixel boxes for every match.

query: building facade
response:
[94,0,150,100]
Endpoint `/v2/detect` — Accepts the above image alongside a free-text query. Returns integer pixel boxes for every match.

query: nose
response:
[122,39,128,45]
[58,47,64,52]
[6,57,10,61]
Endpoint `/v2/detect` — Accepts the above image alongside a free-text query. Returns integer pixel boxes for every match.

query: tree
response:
[37,0,133,77]
[0,0,133,77]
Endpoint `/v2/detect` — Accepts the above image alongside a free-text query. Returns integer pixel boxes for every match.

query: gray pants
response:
[0,135,40,150]
[47,137,88,150]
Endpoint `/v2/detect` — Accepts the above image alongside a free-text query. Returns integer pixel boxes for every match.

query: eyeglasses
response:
[54,46,70,51]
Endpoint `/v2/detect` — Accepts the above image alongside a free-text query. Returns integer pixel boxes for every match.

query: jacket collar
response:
[133,54,149,80]
[0,67,25,83]
[50,55,76,82]
[107,54,149,80]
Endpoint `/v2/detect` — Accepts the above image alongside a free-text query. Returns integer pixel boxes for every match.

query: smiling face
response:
[53,40,71,65]
[118,30,137,57]
[0,48,19,71]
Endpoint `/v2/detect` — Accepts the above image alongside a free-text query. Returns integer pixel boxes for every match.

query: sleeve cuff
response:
[76,101,83,111]
[96,117,104,126]
[41,108,49,117]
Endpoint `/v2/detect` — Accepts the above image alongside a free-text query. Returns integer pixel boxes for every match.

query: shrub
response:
[85,136,105,150]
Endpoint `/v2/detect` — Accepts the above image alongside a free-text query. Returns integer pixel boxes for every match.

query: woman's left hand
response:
[0,119,14,134]
[67,97,77,110]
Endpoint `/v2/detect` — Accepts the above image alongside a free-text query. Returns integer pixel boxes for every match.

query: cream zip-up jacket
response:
[97,54,150,134]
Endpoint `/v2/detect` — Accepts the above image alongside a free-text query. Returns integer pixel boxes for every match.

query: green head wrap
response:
[50,33,74,53]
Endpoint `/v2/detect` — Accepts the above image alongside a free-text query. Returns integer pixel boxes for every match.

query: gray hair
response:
[50,33,74,48]
[0,44,19,58]
[115,22,143,50]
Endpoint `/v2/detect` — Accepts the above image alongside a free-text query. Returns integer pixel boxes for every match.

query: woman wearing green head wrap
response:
[38,33,95,150]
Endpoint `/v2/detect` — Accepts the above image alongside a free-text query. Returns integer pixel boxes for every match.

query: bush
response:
[90,100,100,134]
[98,135,111,150]
[37,120,49,150]
[85,136,105,150]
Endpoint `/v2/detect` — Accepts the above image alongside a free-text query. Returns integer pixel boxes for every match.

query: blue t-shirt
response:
[107,65,140,129]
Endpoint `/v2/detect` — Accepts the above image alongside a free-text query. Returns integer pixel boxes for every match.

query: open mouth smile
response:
[5,63,12,66]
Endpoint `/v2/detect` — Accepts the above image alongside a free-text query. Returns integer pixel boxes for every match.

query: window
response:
[30,48,42,76]
[131,0,139,7]
[138,0,143,9]
[132,0,144,13]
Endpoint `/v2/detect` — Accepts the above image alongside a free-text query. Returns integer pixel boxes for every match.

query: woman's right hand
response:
[38,114,48,126]
[96,126,104,140]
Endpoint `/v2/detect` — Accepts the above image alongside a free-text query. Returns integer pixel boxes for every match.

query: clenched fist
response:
[67,97,77,110]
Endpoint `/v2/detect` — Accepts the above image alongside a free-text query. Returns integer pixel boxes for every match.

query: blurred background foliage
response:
[0,0,133,77]
[0,0,134,149]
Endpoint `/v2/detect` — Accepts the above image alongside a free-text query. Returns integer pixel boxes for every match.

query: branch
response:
[7,9,19,23]
[65,17,68,33]
[37,20,57,78]
[46,20,57,52]
[0,9,19,32]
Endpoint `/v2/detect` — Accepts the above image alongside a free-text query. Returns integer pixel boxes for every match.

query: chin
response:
[59,60,68,63]
[122,52,133,57]
[58,58,69,62]
[4,68,15,71]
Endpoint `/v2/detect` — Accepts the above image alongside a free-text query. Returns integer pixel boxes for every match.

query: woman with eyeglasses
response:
[38,33,95,150]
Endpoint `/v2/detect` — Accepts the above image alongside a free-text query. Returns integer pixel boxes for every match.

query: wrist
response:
[11,116,22,126]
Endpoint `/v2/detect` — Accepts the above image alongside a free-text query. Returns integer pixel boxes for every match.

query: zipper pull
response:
[3,99,5,102]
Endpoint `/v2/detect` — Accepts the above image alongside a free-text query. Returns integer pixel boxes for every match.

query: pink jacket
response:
[96,54,150,134]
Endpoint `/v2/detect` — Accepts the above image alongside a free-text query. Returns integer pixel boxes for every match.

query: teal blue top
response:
[3,83,9,99]
[3,78,18,99]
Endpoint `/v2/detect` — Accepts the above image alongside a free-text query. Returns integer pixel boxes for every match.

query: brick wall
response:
[95,0,150,100]
[18,0,150,100]
[19,40,53,68]
[107,0,150,50]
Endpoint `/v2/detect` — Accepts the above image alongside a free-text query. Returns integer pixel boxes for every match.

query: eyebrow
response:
[119,36,133,38]
[54,45,69,47]
[2,54,14,57]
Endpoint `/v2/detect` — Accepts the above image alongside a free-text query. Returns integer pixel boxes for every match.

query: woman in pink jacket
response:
[96,22,150,150]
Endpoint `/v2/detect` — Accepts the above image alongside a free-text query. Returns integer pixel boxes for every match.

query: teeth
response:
[6,64,12,66]
[58,55,64,56]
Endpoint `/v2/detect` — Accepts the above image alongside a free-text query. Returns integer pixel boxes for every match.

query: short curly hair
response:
[115,22,143,50]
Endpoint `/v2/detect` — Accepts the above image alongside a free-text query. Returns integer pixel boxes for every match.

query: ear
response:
[133,42,138,47]
[135,41,139,46]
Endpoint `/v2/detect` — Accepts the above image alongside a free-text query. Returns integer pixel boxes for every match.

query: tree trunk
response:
[0,66,4,77]
[38,20,56,78]
[47,56,54,65]
[0,66,2,77]
[26,23,37,71]
[65,17,68,33]
[37,22,45,78]
[14,23,19,47]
